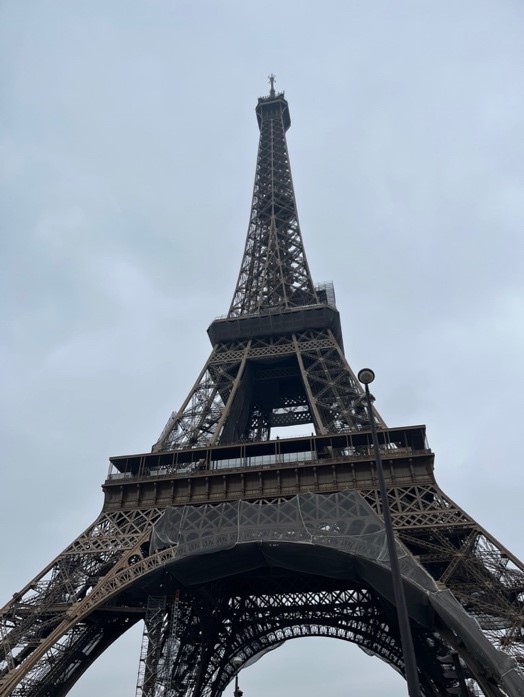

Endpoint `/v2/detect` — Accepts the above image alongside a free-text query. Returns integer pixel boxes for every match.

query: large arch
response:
[3,491,523,697]
[132,490,523,697]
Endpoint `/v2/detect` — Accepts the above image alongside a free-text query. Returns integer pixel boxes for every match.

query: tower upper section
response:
[228,83,318,317]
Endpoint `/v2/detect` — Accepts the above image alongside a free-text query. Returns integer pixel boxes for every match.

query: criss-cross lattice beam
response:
[129,579,483,697]
[2,482,523,695]
[293,329,384,433]
[0,508,160,695]
[135,596,167,697]
[228,92,317,317]
[360,484,524,664]
[154,331,384,451]
[153,342,251,451]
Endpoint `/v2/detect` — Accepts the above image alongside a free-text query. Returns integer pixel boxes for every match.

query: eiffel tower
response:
[1,79,524,697]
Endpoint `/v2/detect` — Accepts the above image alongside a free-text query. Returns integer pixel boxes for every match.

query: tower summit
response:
[153,77,380,450]
[1,83,523,697]
[229,75,315,316]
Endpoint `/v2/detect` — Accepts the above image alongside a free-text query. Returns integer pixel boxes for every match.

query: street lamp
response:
[357,368,422,697]
[232,656,243,697]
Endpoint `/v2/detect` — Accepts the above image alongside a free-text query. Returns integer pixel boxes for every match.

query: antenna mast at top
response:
[268,73,276,97]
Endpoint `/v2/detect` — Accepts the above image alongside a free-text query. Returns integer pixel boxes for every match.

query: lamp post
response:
[357,368,422,697]
[232,656,243,697]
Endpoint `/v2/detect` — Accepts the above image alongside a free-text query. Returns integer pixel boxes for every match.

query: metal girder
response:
[228,92,317,317]
[153,330,384,452]
[1,473,523,696]
[360,485,524,666]
[152,343,251,451]
[112,578,488,697]
[135,596,167,697]
[3,83,524,697]
[0,508,159,695]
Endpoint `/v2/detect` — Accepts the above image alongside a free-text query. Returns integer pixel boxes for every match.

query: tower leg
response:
[136,596,167,697]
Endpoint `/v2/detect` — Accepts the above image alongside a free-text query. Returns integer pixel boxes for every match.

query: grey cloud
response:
[1,2,523,696]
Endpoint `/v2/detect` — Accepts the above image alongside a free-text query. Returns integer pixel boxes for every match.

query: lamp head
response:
[358,368,375,385]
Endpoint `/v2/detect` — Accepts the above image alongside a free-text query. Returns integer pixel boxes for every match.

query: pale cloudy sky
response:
[1,2,523,696]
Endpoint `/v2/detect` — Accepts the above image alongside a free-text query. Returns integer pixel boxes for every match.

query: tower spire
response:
[268,73,276,97]
[151,86,378,451]
[228,82,318,317]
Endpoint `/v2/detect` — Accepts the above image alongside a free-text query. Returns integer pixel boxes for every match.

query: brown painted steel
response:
[1,85,523,697]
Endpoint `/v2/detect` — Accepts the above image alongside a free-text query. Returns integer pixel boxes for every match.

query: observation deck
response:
[208,303,343,346]
[256,91,290,130]
[103,426,434,512]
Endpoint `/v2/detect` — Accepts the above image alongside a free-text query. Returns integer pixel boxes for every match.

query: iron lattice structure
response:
[1,83,523,697]
[228,86,317,317]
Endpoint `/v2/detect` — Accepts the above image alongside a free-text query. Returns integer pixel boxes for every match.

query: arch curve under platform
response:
[5,491,524,697]
[143,490,523,697]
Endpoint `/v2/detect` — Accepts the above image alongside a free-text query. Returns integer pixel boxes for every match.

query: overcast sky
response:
[1,1,523,696]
